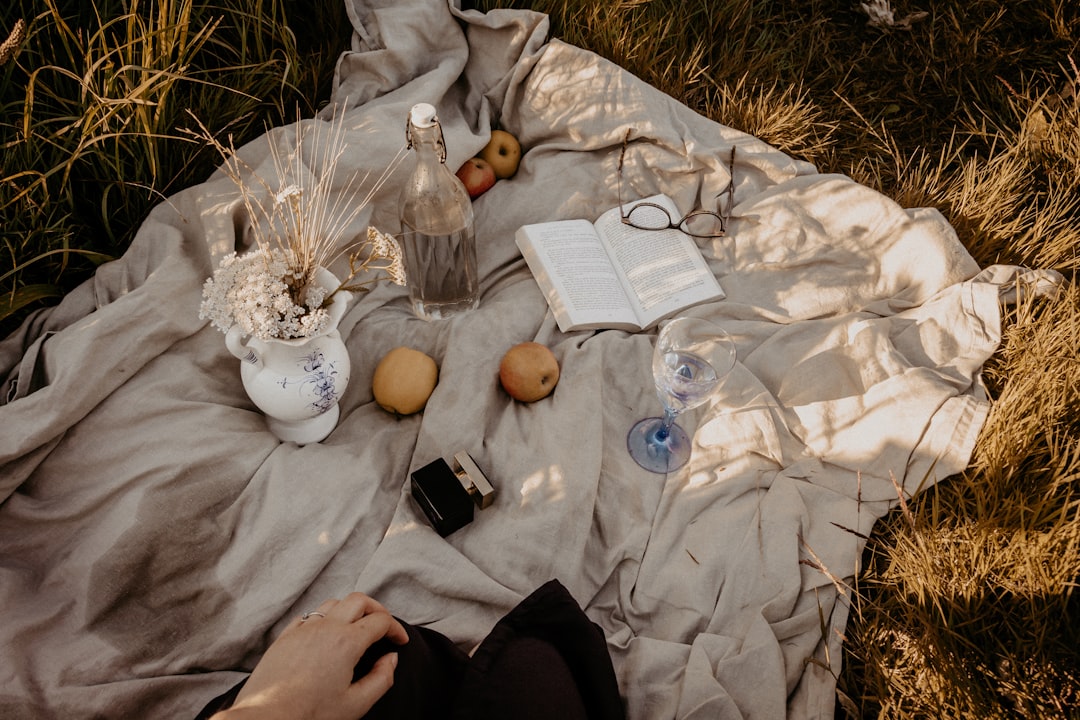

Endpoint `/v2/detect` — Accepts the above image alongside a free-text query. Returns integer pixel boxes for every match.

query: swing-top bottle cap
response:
[409,103,438,129]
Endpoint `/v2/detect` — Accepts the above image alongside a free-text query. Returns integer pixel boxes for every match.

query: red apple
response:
[455,157,496,199]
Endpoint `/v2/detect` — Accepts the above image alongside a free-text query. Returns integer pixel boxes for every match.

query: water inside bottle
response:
[400,219,479,319]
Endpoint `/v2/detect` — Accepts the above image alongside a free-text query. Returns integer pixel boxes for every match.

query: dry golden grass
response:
[844,280,1080,717]
[1,0,351,332]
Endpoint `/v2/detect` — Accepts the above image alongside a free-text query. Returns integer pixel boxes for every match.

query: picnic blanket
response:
[0,1,1061,718]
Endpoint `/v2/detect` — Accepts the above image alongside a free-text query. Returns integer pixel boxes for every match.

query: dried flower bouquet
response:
[194,110,407,341]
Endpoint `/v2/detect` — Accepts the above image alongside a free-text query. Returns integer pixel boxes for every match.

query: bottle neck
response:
[407,121,446,165]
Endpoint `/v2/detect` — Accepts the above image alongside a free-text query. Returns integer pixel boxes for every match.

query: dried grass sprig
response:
[0,18,25,66]
[191,108,408,339]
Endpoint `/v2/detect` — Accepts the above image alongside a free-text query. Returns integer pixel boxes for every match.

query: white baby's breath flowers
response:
[365,227,407,287]
[859,0,896,28]
[274,185,303,205]
[199,248,331,340]
[192,108,409,341]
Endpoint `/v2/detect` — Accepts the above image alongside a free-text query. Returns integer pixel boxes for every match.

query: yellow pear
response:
[479,129,522,179]
[499,342,559,402]
[372,346,438,415]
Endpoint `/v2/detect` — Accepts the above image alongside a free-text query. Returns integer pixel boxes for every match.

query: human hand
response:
[212,593,409,720]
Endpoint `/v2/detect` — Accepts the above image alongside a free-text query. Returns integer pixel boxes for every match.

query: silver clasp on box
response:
[452,451,496,509]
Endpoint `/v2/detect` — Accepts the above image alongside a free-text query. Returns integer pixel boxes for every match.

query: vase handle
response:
[225,325,260,365]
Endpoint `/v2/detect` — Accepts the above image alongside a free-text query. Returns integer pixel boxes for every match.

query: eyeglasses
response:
[617,129,735,239]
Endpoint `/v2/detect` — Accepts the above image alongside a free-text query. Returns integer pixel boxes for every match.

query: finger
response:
[328,592,391,624]
[385,615,409,645]
[344,651,399,717]
[345,610,410,653]
[361,608,409,645]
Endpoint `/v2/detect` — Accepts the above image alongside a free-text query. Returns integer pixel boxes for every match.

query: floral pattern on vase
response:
[282,350,341,415]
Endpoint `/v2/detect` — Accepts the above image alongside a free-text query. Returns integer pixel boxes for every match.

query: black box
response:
[410,452,495,537]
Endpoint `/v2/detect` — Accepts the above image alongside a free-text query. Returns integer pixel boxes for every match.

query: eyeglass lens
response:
[624,203,674,230]
[618,131,733,239]
[624,203,727,238]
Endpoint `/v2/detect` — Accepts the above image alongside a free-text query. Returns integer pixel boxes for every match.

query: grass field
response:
[3,1,1079,717]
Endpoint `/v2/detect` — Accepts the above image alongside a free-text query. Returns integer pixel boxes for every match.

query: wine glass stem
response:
[656,407,677,442]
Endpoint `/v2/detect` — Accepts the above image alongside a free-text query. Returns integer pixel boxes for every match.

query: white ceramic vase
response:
[225,267,352,444]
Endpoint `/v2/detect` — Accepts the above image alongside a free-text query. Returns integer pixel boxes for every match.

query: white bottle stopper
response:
[409,103,438,129]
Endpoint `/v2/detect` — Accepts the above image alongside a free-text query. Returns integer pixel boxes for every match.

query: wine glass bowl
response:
[628,317,736,473]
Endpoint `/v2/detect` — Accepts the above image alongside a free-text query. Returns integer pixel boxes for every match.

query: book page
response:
[594,195,724,327]
[515,220,641,332]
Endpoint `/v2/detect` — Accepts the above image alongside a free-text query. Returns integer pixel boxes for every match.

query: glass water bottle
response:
[399,103,480,319]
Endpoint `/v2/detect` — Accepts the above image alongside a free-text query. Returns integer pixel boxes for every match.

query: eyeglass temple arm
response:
[619,128,633,172]
[724,146,736,222]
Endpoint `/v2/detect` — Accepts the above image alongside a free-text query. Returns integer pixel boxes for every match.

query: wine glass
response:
[627,317,736,473]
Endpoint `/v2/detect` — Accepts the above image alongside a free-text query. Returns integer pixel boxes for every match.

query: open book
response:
[515,194,725,332]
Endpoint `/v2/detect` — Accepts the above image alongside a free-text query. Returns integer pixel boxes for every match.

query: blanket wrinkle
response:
[0,218,211,481]
[0,2,1065,719]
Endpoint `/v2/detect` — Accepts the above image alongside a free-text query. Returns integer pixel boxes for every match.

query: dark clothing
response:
[197,579,625,720]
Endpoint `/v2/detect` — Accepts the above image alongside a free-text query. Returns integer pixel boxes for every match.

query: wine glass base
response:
[627,416,692,474]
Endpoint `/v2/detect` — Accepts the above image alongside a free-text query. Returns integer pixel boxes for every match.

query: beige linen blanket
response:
[0,1,1057,717]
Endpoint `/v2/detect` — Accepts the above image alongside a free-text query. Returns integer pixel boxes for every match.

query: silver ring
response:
[301,611,326,622]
